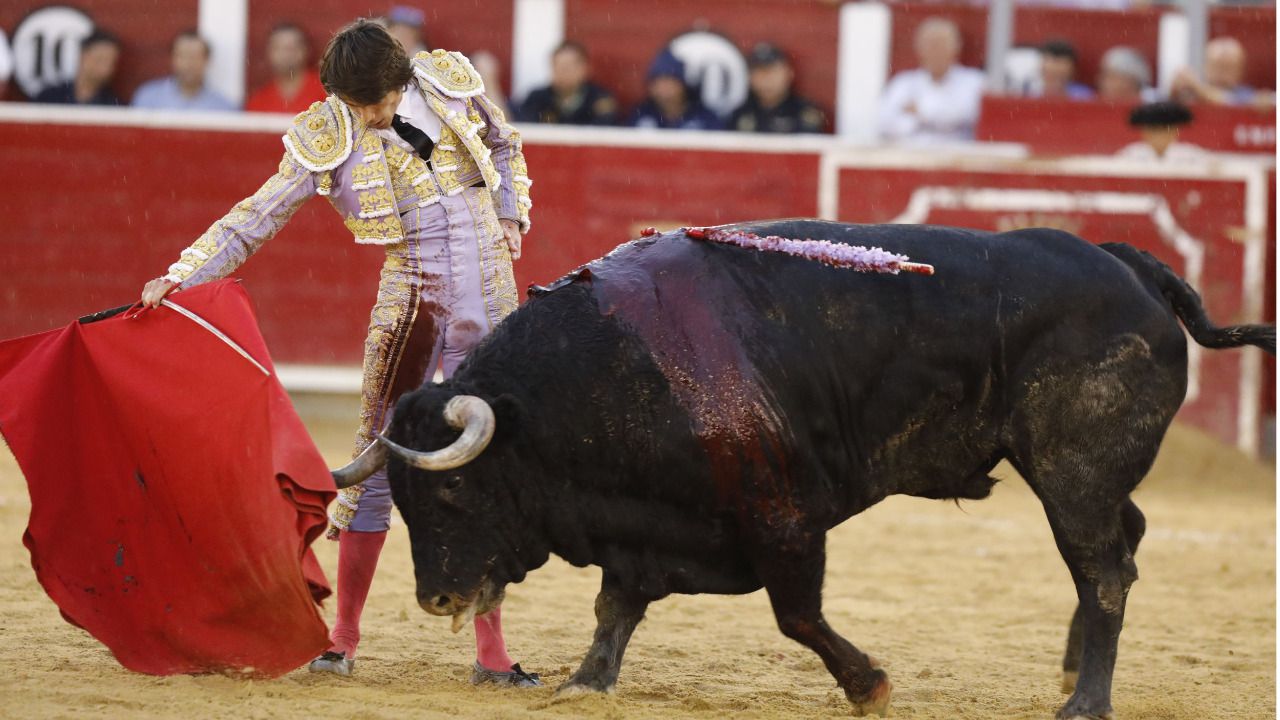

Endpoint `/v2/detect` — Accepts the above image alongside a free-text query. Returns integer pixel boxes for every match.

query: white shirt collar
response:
[384,82,441,143]
[396,84,416,121]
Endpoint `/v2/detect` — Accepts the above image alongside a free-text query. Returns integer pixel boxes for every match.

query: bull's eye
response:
[443,475,463,491]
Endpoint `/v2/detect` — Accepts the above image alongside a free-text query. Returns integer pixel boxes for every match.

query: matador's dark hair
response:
[320,19,413,105]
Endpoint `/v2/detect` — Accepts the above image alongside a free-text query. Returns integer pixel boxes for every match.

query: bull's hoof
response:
[1061,670,1079,694]
[1055,694,1113,720]
[555,680,614,697]
[846,669,892,717]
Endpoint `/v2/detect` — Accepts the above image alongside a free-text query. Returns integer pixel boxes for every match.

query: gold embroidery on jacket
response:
[344,214,406,244]
[413,49,485,98]
[284,97,353,171]
[330,226,426,537]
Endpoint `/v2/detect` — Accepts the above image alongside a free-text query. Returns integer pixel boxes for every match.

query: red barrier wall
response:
[830,159,1268,450]
[977,96,1277,156]
[0,113,1271,452]
[0,119,817,366]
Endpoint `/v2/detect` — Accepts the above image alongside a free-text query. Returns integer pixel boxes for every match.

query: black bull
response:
[372,220,1273,718]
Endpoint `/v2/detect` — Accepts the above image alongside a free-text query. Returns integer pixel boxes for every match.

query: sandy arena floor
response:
[0,393,1273,719]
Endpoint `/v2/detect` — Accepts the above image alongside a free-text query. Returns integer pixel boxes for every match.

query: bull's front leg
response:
[557,572,652,694]
[753,531,892,717]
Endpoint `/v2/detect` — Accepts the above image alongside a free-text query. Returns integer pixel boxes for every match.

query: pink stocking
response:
[474,605,515,671]
[327,529,388,658]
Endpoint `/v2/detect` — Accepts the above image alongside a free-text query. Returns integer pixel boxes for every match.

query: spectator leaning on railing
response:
[729,42,827,134]
[132,30,235,111]
[34,29,122,106]
[629,49,722,130]
[876,17,985,144]
[1171,37,1276,111]
[244,22,326,114]
[517,40,618,126]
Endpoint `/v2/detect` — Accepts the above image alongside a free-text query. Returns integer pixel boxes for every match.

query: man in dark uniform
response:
[517,41,618,125]
[729,42,827,134]
[34,30,122,106]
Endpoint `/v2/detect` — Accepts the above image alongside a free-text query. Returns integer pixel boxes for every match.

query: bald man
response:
[1172,37,1275,110]
[877,17,985,144]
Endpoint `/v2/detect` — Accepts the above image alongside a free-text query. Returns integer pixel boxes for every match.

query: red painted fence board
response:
[977,96,1277,156]
[0,116,1270,451]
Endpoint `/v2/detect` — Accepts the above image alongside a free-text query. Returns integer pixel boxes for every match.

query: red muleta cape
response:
[0,280,336,678]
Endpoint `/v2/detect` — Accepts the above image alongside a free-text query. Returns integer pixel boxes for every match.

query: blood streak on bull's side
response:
[591,228,930,533]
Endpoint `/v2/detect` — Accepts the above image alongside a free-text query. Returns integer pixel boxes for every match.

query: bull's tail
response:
[1101,242,1275,354]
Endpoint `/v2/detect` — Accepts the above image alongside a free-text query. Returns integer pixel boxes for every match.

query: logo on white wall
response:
[12,6,94,98]
[667,31,748,118]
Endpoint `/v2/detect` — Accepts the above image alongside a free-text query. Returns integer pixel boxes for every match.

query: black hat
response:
[748,42,789,68]
[1129,101,1193,127]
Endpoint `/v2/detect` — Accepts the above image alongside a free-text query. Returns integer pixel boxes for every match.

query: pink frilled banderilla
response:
[654,226,935,276]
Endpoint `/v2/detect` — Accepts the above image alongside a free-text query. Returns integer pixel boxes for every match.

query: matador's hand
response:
[500,219,523,261]
[140,277,178,309]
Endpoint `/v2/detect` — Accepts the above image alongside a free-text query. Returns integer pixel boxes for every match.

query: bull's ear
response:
[489,394,526,444]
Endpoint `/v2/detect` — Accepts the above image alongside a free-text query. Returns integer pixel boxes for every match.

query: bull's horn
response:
[378,395,495,471]
[331,440,388,489]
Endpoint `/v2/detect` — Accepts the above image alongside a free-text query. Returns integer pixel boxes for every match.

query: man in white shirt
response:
[877,17,986,145]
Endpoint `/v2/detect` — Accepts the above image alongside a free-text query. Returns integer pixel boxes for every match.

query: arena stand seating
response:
[0,0,1273,454]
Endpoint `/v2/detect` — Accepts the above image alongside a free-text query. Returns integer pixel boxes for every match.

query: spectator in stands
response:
[629,49,722,130]
[471,50,515,120]
[0,29,11,100]
[729,42,827,133]
[34,30,122,106]
[245,22,326,114]
[1096,46,1155,104]
[132,31,235,111]
[1171,37,1275,110]
[877,17,985,144]
[1116,101,1206,162]
[1033,39,1094,101]
[518,41,618,126]
[383,6,427,56]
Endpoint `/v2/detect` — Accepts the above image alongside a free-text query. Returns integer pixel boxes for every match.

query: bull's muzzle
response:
[420,591,466,617]
[378,395,495,471]
[417,579,504,634]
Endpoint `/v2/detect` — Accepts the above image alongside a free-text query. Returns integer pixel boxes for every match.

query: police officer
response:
[729,43,827,134]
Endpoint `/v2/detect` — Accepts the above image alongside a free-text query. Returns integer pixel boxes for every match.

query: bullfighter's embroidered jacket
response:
[163,49,532,286]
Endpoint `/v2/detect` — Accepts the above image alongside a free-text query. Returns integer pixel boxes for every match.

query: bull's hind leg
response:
[1035,494,1139,720]
[753,534,891,716]
[1013,331,1182,718]
[1062,500,1146,695]
[558,571,652,695]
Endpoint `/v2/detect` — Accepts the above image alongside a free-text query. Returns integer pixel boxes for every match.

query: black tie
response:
[390,114,434,160]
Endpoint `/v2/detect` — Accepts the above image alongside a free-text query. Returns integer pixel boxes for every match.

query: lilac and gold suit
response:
[161,51,532,537]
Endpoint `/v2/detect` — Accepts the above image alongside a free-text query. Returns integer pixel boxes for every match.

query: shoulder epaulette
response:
[282,96,354,172]
[412,49,485,99]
